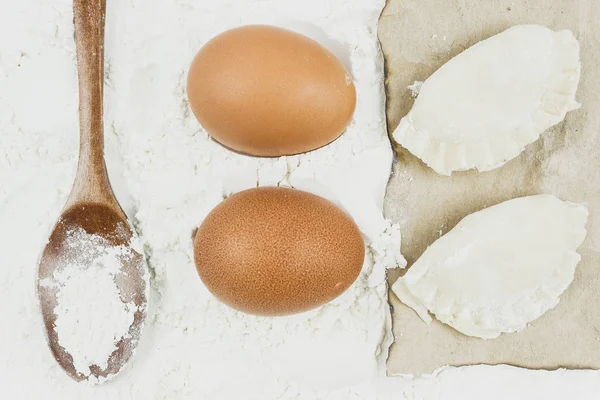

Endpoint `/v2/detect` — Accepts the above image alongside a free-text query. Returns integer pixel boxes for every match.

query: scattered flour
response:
[0,0,406,398]
[407,81,423,98]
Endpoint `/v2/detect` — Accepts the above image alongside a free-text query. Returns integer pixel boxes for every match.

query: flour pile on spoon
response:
[39,227,139,380]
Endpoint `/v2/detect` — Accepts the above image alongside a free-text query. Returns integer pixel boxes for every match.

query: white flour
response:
[2,0,600,399]
[54,264,135,377]
[0,0,405,398]
[40,227,138,379]
[407,81,423,98]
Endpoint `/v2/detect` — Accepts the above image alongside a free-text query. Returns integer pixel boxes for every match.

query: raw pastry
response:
[392,25,581,175]
[392,195,588,339]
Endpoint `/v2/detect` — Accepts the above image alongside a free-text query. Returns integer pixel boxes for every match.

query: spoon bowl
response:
[38,203,147,382]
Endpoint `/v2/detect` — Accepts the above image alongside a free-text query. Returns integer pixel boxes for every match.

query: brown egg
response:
[193,187,365,316]
[186,25,356,156]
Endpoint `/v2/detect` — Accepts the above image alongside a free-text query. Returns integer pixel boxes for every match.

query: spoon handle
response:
[69,0,115,207]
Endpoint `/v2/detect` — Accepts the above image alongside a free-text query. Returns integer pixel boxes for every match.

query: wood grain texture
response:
[68,0,121,213]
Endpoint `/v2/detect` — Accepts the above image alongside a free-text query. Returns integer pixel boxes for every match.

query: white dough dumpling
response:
[392,195,588,339]
[393,25,581,175]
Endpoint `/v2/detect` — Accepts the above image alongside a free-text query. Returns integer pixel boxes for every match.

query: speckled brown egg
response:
[186,25,357,157]
[193,187,365,316]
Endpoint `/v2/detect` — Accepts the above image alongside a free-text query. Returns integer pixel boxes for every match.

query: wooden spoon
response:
[37,0,148,383]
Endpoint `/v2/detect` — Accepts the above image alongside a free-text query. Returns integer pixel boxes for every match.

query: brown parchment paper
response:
[378,0,600,375]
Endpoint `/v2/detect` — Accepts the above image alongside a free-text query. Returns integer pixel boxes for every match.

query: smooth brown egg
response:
[193,187,365,316]
[186,25,357,156]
